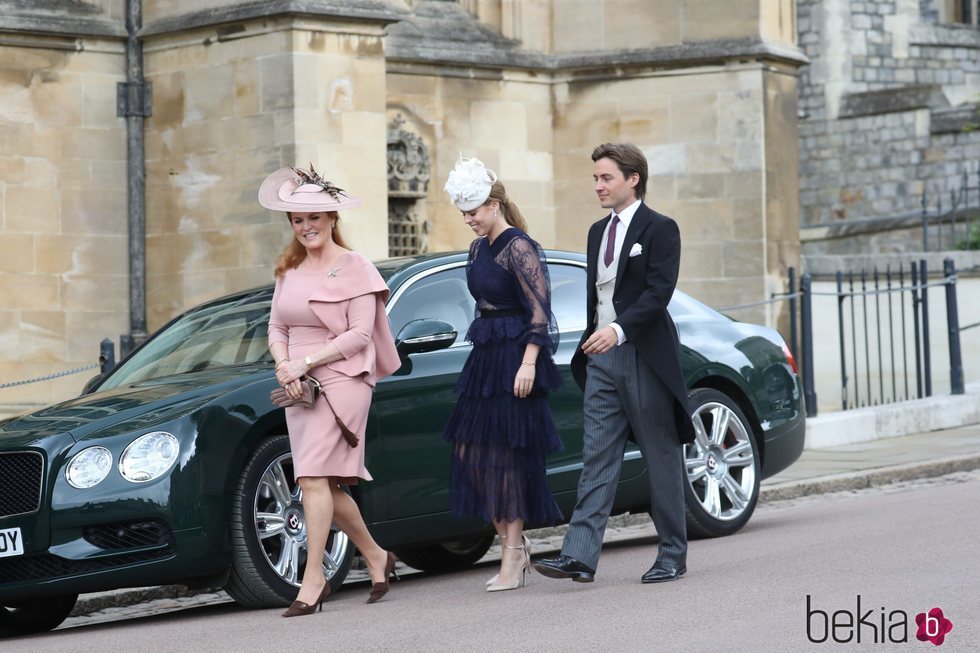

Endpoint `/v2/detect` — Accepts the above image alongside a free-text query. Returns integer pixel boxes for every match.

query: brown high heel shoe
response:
[282,582,332,617]
[366,551,399,604]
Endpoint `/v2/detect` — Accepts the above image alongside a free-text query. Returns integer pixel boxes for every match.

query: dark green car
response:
[0,251,804,634]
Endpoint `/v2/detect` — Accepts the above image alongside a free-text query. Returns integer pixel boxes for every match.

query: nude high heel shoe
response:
[486,534,531,587]
[486,535,506,586]
[486,543,528,592]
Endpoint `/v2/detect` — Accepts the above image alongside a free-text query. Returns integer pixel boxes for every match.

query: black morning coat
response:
[570,202,696,444]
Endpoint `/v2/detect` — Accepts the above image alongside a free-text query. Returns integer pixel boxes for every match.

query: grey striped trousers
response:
[561,342,687,570]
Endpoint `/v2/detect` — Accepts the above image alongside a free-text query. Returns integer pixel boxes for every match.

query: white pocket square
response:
[628,243,643,257]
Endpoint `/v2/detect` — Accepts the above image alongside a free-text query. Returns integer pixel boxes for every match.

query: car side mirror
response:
[395,319,457,358]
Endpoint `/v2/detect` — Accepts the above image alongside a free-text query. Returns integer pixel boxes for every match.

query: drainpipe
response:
[116,0,150,356]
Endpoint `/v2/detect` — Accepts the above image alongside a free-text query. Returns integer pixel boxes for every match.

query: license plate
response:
[0,527,24,558]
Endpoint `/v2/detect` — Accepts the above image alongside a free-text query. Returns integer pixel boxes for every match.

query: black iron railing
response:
[718,258,967,418]
[922,164,980,252]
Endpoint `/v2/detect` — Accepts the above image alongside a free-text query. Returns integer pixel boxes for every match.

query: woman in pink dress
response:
[261,165,401,617]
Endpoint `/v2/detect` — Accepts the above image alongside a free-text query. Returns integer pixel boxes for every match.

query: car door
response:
[544,261,646,499]
[368,265,475,522]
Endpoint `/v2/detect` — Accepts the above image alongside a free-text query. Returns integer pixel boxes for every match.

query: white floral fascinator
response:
[443,156,497,211]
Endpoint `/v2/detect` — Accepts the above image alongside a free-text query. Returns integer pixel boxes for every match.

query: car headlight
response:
[119,431,179,483]
[66,446,113,489]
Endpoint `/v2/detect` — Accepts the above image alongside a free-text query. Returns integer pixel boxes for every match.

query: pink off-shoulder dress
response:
[268,252,399,483]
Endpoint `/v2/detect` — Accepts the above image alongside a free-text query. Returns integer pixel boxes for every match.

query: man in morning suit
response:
[533,143,695,584]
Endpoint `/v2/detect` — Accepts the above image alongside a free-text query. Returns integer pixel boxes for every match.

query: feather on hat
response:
[258,164,362,212]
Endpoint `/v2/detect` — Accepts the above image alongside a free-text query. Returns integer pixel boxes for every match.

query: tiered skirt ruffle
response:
[443,315,564,525]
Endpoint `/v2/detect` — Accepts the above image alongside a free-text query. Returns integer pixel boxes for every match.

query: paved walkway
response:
[761,422,980,500]
[63,422,980,624]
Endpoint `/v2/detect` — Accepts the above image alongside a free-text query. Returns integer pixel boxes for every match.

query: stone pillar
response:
[140,2,400,329]
[0,4,129,410]
[764,65,803,334]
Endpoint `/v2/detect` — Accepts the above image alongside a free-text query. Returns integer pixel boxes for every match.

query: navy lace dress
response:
[443,228,564,526]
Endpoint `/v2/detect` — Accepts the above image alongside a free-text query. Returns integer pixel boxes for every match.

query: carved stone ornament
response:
[387,113,431,199]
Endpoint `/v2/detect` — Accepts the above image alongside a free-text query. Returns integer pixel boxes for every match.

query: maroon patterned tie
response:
[603,215,620,267]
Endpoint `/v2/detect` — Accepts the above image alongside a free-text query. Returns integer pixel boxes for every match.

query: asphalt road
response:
[6,471,980,652]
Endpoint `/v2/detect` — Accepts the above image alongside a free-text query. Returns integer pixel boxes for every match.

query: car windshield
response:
[99,289,275,390]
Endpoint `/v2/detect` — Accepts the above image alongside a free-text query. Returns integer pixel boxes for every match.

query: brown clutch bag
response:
[269,375,360,447]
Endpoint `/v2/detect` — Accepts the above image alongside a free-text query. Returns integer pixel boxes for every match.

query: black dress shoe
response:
[533,555,596,583]
[640,562,687,583]
[641,562,687,584]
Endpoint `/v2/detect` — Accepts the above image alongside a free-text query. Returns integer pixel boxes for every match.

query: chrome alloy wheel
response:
[686,401,757,522]
[252,453,350,588]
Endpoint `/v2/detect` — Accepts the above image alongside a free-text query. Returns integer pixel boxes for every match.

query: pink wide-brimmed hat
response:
[258,165,362,212]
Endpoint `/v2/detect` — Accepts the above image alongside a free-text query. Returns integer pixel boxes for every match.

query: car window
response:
[387,267,475,343]
[99,291,275,389]
[548,263,587,333]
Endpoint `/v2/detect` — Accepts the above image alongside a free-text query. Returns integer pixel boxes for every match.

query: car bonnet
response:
[0,366,270,445]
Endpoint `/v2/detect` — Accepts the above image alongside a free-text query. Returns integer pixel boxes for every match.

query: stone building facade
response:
[0,0,804,411]
[797,0,980,255]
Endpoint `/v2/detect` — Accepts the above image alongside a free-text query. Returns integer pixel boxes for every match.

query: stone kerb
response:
[805,381,980,448]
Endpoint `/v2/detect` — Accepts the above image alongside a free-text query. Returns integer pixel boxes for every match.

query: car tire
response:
[0,595,78,635]
[225,435,355,608]
[682,388,761,539]
[394,535,494,572]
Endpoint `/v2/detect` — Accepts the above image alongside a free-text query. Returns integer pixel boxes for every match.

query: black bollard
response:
[99,338,116,374]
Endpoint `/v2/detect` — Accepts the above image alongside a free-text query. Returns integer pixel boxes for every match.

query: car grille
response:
[0,540,176,585]
[83,520,173,550]
[0,452,43,518]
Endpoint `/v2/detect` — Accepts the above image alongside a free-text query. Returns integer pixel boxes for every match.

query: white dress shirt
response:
[597,199,641,345]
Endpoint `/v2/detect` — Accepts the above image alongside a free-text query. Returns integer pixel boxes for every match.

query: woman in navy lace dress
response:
[442,157,564,592]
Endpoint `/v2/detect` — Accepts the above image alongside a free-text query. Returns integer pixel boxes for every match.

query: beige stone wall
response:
[143,16,390,331]
[386,69,557,253]
[460,0,552,52]
[552,63,799,327]
[0,3,803,416]
[760,0,798,45]
[389,57,802,328]
[550,0,776,52]
[461,0,793,52]
[0,36,128,409]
